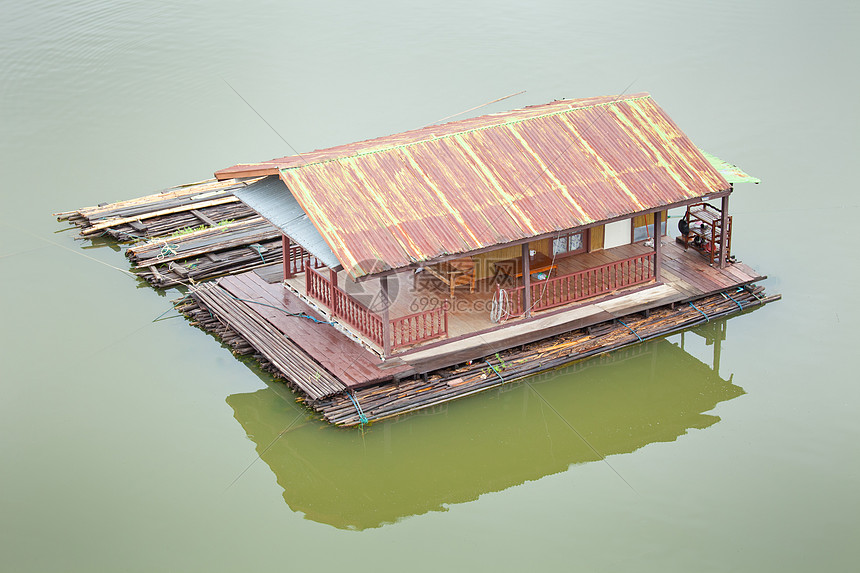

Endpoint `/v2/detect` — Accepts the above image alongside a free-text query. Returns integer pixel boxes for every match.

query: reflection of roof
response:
[227,339,743,530]
[217,93,729,279]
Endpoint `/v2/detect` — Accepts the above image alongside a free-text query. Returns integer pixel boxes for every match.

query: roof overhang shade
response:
[218,93,731,280]
[700,150,761,184]
[233,176,340,269]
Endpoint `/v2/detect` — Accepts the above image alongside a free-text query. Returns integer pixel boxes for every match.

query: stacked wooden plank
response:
[55,177,284,287]
[126,218,282,287]
[312,286,780,426]
[55,178,260,240]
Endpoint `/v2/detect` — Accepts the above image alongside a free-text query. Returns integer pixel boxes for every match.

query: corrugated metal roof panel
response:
[221,93,730,279]
[700,150,761,184]
[233,176,340,269]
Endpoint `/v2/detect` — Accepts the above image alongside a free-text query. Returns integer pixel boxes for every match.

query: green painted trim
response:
[699,150,761,184]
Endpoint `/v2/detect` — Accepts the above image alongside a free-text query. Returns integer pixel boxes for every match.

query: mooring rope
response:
[484,359,505,382]
[224,293,335,325]
[616,318,642,341]
[688,301,709,322]
[157,241,178,259]
[347,392,369,425]
[722,291,744,311]
[249,243,267,263]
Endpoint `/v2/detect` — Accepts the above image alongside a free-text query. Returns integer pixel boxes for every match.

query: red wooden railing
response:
[305,265,448,351]
[331,285,385,346]
[506,252,656,315]
[391,302,448,350]
[305,264,385,348]
[305,263,333,307]
[287,243,323,276]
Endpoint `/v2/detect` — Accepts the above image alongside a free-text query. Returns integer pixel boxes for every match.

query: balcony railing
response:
[286,242,324,277]
[306,264,447,352]
[505,252,656,315]
[391,303,448,350]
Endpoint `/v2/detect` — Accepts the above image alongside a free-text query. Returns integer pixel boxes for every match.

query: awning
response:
[233,176,341,269]
[700,150,761,184]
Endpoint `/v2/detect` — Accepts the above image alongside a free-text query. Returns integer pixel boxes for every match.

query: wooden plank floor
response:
[285,240,763,349]
[218,272,411,389]
[261,239,767,379]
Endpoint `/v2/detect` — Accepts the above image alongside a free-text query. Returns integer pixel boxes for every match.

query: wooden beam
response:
[719,193,730,268]
[653,210,662,282]
[330,267,339,317]
[282,234,292,280]
[80,196,239,235]
[380,276,392,357]
[522,242,532,318]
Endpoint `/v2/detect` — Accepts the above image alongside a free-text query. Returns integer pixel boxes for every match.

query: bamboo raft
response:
[178,278,779,426]
[57,180,781,427]
[55,177,284,287]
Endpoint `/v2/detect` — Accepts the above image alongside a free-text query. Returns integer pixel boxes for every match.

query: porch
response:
[282,239,763,360]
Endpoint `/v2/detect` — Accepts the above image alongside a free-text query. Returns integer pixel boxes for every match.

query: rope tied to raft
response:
[225,294,335,326]
[722,291,744,311]
[688,301,709,322]
[249,243,267,263]
[616,319,642,342]
[347,392,369,425]
[484,359,505,382]
[157,241,178,259]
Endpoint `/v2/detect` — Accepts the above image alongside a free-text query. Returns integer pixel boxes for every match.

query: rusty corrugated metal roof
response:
[217,93,729,279]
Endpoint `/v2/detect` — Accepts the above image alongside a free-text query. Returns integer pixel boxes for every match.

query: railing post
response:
[329,268,339,317]
[653,211,662,281]
[719,193,730,268]
[521,242,532,318]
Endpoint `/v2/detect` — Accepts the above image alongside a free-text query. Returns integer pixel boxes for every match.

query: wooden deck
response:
[284,240,764,358]
[193,272,412,393]
[183,239,778,423]
[182,239,771,395]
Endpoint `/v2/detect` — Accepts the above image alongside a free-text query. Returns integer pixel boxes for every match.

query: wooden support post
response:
[329,267,339,317]
[653,210,662,282]
[719,193,730,268]
[282,234,292,281]
[380,276,392,357]
[522,242,532,318]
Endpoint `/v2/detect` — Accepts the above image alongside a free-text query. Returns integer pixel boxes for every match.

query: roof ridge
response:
[279,93,653,172]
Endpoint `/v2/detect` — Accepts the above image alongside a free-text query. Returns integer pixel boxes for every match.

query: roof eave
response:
[353,189,730,282]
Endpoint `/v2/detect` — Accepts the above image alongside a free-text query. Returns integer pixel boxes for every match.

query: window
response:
[552,231,586,256]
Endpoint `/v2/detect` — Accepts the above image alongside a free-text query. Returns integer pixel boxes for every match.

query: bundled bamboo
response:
[55,177,263,240]
[176,275,779,427]
[188,282,346,400]
[313,287,780,426]
[127,217,281,287]
[55,176,286,286]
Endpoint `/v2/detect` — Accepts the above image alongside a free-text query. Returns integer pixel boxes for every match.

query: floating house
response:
[168,92,776,425]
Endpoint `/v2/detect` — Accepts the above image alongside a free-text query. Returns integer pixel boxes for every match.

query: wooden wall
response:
[472,238,552,280]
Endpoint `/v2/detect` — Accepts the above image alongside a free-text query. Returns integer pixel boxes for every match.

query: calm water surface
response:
[1,1,858,571]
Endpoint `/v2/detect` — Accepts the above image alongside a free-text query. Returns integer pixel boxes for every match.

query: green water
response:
[1,1,858,571]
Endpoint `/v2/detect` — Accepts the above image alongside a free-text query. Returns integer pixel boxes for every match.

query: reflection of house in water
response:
[227,329,741,530]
